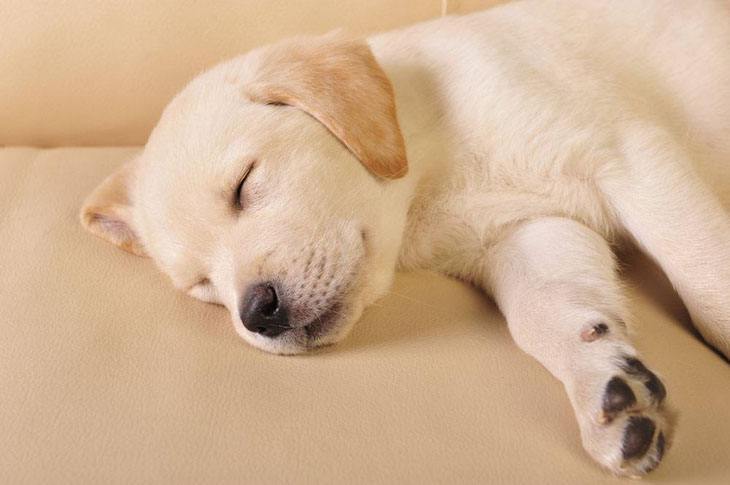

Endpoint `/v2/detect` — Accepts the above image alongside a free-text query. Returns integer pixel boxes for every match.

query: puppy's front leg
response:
[483,217,671,477]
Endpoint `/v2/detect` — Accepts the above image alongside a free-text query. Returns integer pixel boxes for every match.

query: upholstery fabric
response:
[1,147,729,483]
[2,0,730,482]
[0,0,503,147]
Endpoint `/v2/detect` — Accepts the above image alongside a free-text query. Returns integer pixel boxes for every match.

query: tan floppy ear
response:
[246,36,407,179]
[79,158,146,256]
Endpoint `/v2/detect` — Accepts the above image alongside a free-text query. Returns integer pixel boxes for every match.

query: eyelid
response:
[234,163,255,210]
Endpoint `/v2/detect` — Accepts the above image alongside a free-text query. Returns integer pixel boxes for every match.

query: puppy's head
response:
[80,35,410,354]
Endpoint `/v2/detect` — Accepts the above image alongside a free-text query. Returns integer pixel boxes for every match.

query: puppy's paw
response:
[575,355,673,477]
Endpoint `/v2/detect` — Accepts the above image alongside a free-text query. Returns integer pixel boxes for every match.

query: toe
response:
[621,356,667,404]
[622,416,656,460]
[602,376,637,422]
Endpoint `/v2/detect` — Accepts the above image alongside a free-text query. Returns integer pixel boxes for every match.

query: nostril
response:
[241,282,290,337]
[260,285,279,317]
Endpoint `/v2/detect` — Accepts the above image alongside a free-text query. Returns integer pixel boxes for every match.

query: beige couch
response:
[2,1,729,483]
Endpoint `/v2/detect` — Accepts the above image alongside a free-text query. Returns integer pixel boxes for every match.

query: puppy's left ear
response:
[79,157,146,257]
[246,36,407,179]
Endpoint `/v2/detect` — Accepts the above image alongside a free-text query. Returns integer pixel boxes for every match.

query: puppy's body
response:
[81,0,730,477]
[375,1,730,273]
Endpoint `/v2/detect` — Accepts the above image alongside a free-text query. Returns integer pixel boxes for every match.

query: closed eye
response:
[234,163,254,210]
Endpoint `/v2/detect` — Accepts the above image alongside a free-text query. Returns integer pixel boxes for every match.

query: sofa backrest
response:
[1,0,497,147]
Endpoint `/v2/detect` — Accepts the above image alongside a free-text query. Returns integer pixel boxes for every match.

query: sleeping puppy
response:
[80,0,730,477]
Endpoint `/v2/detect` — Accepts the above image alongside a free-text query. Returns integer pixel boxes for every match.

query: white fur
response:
[82,0,730,477]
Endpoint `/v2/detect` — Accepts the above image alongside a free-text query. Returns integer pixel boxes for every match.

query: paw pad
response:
[621,356,667,404]
[581,355,671,476]
[602,376,636,422]
[622,416,656,460]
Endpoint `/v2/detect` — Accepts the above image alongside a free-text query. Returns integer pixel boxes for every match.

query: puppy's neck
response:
[376,64,454,196]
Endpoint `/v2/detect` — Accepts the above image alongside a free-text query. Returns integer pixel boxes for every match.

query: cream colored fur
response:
[80,0,730,477]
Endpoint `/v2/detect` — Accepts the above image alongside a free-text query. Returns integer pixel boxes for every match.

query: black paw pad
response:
[622,357,667,404]
[656,431,666,461]
[643,430,667,473]
[603,376,636,419]
[644,373,667,403]
[622,416,656,460]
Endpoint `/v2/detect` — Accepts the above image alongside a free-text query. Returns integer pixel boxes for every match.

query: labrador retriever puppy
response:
[80,0,730,477]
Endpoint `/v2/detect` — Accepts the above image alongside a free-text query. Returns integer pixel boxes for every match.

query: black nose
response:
[240,283,290,338]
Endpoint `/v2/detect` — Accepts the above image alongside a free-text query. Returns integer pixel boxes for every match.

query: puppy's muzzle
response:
[240,283,290,338]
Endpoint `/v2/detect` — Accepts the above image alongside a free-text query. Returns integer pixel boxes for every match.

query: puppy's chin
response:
[232,300,364,355]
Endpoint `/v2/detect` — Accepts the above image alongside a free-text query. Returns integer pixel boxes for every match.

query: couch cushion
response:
[1,147,729,483]
[0,1,504,147]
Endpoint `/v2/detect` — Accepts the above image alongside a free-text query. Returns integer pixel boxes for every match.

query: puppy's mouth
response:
[302,301,343,340]
[238,241,366,353]
[251,295,354,354]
